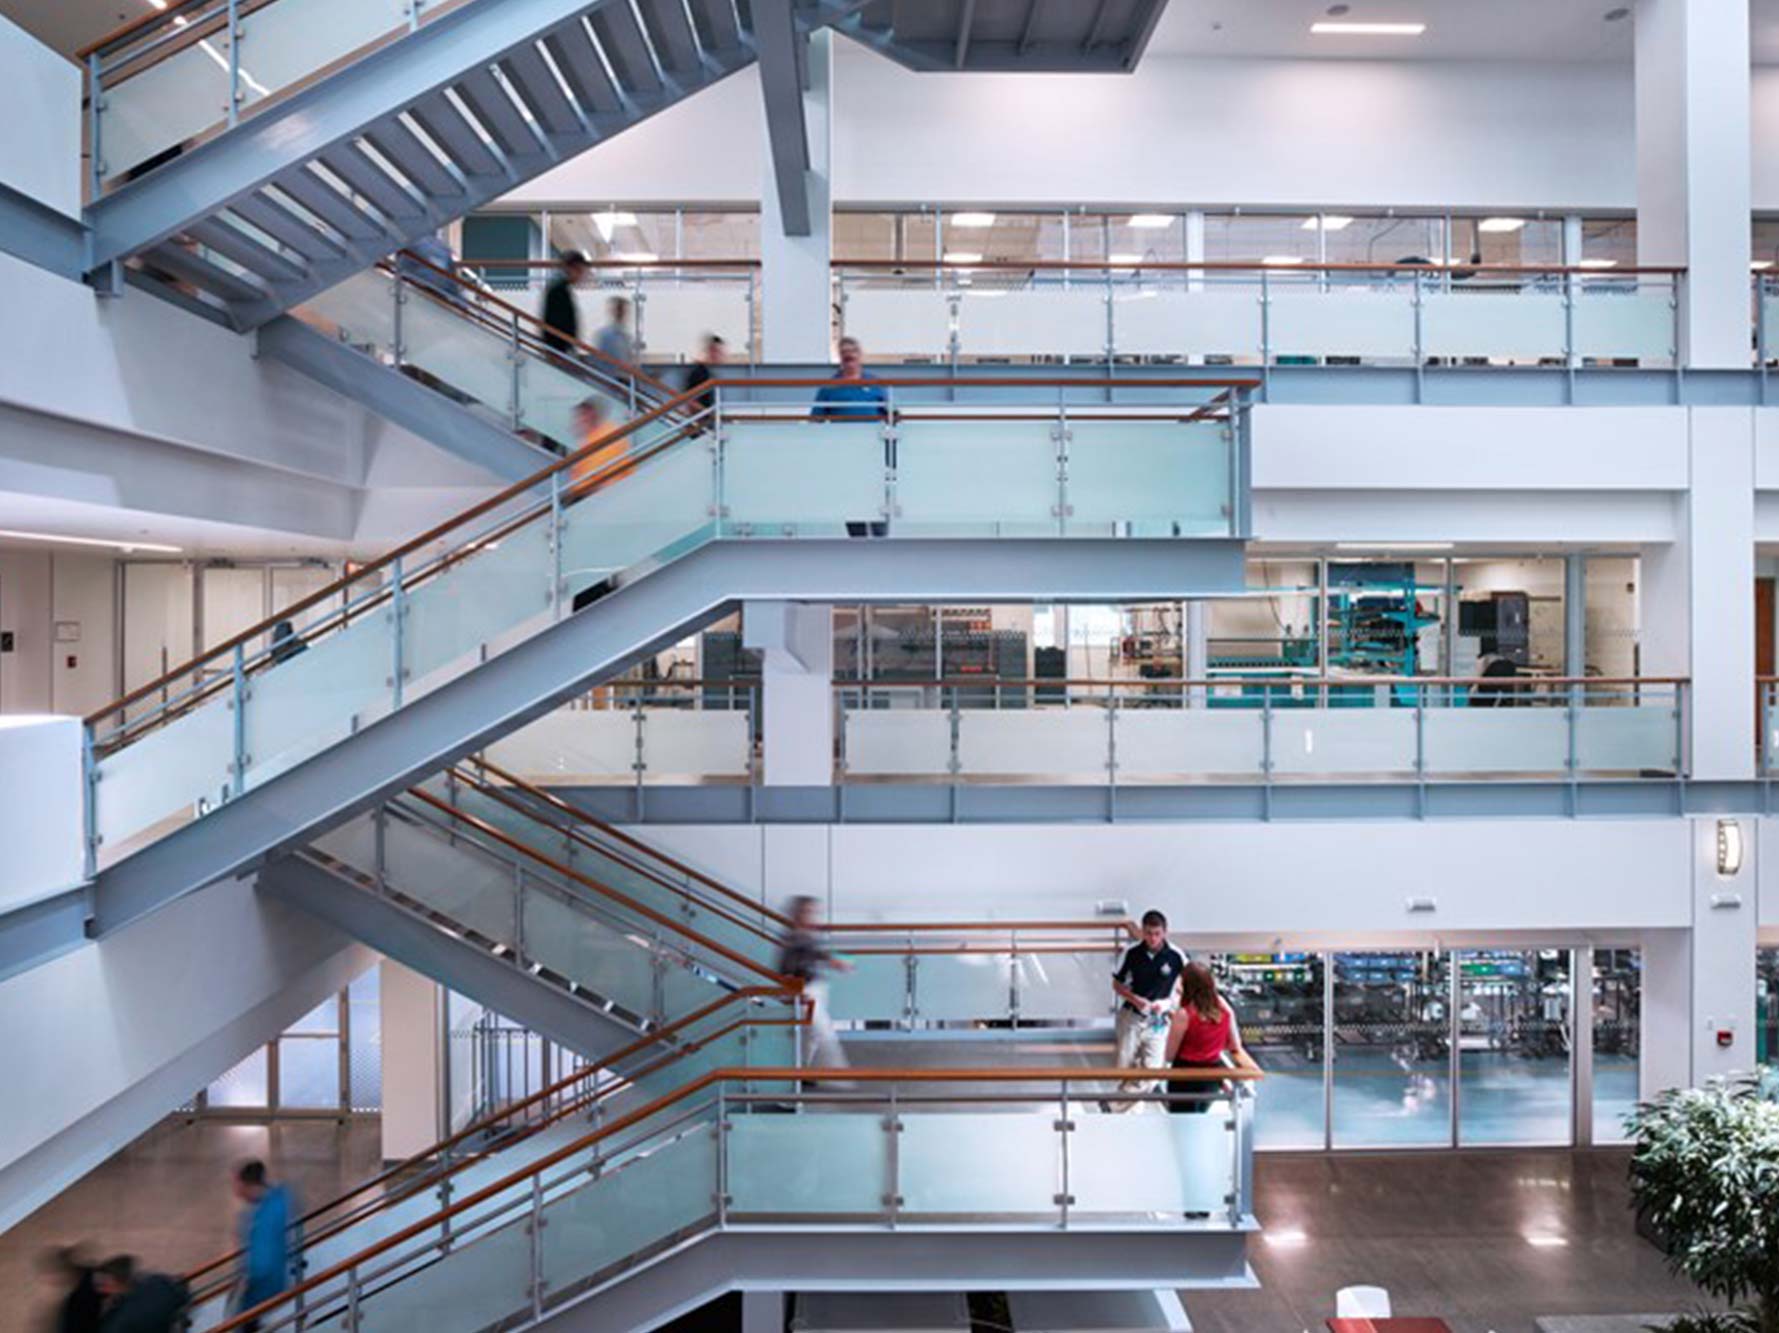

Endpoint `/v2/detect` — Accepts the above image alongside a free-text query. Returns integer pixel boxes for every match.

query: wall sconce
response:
[1716,819,1744,878]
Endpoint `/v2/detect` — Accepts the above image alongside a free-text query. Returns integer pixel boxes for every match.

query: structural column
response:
[1634,0,1752,368]
[760,30,834,362]
[379,960,445,1160]
[745,600,834,785]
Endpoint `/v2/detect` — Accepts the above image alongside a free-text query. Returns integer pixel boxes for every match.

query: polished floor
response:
[0,1118,1700,1333]
[0,1117,381,1333]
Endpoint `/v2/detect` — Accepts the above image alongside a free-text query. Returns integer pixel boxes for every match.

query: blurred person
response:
[230,1160,294,1328]
[683,332,727,420]
[594,295,636,366]
[542,251,589,354]
[1108,909,1185,1112]
[93,1256,185,1333]
[39,1244,101,1333]
[567,397,631,614]
[777,895,853,1071]
[395,231,463,302]
[268,620,306,666]
[809,336,886,421]
[1164,962,1258,1115]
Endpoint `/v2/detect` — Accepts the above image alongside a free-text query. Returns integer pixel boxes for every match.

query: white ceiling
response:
[10,0,1779,67]
[0,493,355,560]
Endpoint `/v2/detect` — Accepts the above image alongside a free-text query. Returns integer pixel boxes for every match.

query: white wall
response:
[0,873,373,1232]
[0,16,78,218]
[0,547,53,713]
[0,715,83,912]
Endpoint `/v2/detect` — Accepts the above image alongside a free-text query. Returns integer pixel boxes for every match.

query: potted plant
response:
[1628,1073,1779,1333]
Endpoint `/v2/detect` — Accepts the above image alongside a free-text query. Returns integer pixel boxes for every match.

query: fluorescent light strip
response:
[0,529,182,554]
[1107,253,1143,265]
[1335,542,1455,551]
[1302,215,1355,231]
[1262,255,1307,266]
[943,251,983,265]
[1478,217,1527,233]
[949,212,996,228]
[1311,21,1427,35]
[1577,258,1618,269]
[1127,214,1175,229]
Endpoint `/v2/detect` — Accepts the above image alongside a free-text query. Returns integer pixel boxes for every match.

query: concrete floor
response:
[0,1116,1699,1333]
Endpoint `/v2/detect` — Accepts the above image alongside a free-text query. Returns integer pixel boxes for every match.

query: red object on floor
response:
[1328,1321,1454,1333]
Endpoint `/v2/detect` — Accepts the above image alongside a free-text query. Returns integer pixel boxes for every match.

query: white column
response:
[1640,408,1755,780]
[1563,554,1587,679]
[1185,600,1209,707]
[742,1292,786,1333]
[760,31,833,363]
[1640,818,1760,1096]
[745,600,834,785]
[379,960,444,1160]
[1634,0,1752,368]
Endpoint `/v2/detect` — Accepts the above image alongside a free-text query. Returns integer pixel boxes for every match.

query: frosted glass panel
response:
[641,286,751,363]
[524,890,660,1017]
[1423,709,1569,774]
[558,443,713,587]
[307,270,399,347]
[724,422,884,529]
[842,289,953,355]
[356,1213,531,1330]
[1017,951,1118,1021]
[1422,291,1565,360]
[1573,290,1674,361]
[1270,710,1417,775]
[895,420,1058,534]
[244,610,393,792]
[1268,290,1415,359]
[1067,419,1229,535]
[1113,288,1262,360]
[402,523,552,687]
[1070,1111,1235,1216]
[915,953,1014,1021]
[959,710,1107,777]
[377,817,518,945]
[728,1115,889,1216]
[539,1124,717,1288]
[844,710,952,776]
[641,710,751,779]
[487,710,638,782]
[1115,710,1262,778]
[95,692,233,846]
[1576,705,1678,772]
[101,44,232,182]
[900,1113,1058,1215]
[959,290,1107,357]
[234,0,410,114]
[828,955,910,1021]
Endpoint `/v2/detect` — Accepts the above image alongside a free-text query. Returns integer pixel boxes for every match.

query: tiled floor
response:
[0,1117,381,1333]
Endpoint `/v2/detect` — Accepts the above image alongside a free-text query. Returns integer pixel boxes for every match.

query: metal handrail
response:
[838,673,1684,689]
[211,1062,1262,1333]
[832,258,1688,277]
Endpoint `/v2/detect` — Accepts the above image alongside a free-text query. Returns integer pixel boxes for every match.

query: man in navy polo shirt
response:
[1109,909,1186,1111]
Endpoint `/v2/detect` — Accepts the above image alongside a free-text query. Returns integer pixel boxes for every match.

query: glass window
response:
[1204,213,1316,265]
[1450,216,1563,268]
[1754,219,1779,273]
[679,210,759,260]
[1106,212,1182,266]
[1758,949,1779,1067]
[278,1034,341,1109]
[1582,218,1637,268]
[547,210,679,263]
[1217,953,1324,1149]
[833,210,900,262]
[348,967,383,1112]
[938,211,1074,265]
[1592,948,1640,1145]
[1457,949,1571,1146]
[207,1047,269,1110]
[1321,215,1444,267]
[1331,951,1451,1148]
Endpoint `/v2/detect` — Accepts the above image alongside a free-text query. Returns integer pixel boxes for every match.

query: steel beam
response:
[0,180,88,281]
[0,888,89,986]
[257,316,552,483]
[754,0,813,237]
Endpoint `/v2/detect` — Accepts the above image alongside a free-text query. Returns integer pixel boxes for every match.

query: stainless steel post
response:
[230,643,247,798]
[225,0,241,128]
[389,557,406,711]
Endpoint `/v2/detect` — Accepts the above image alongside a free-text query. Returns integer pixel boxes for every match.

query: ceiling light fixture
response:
[1577,258,1618,269]
[612,251,658,264]
[1303,215,1355,231]
[1127,214,1175,229]
[943,251,983,265]
[592,210,638,242]
[950,212,996,228]
[1335,541,1456,551]
[1717,819,1744,877]
[1310,21,1427,35]
[1262,255,1307,266]
[1107,253,1143,265]
[1753,260,1775,271]
[0,529,182,554]
[1478,217,1527,233]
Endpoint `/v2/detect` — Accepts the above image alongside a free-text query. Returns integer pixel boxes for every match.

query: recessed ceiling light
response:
[1478,217,1527,233]
[1335,542,1455,551]
[1107,253,1143,265]
[1303,215,1355,231]
[1127,214,1174,229]
[612,251,658,263]
[1262,255,1307,266]
[1311,21,1427,35]
[1577,258,1618,269]
[1753,260,1775,271]
[943,251,982,265]
[592,210,638,241]
[950,212,996,228]
[0,529,182,554]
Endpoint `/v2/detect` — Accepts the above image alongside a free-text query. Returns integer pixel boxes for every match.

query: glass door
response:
[1217,953,1324,1148]
[1456,949,1571,1146]
[1331,951,1451,1148]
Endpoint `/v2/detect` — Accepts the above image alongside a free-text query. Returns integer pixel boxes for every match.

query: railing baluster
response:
[87,53,105,197]
[389,556,406,711]
[225,0,241,128]
[230,643,247,799]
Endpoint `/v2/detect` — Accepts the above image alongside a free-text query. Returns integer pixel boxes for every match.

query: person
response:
[1108,909,1186,1112]
[230,1160,294,1327]
[542,251,589,354]
[594,295,636,366]
[777,895,853,1071]
[93,1256,186,1333]
[268,620,306,666]
[1163,962,1257,1115]
[567,396,629,497]
[809,336,887,421]
[684,332,726,421]
[395,231,462,302]
[40,1245,102,1333]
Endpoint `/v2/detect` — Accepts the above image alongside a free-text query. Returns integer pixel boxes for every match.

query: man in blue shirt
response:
[810,336,887,420]
[231,1160,294,1328]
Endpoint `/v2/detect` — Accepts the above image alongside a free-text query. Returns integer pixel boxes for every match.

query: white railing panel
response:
[958,289,1107,357]
[639,285,752,363]
[1422,708,1570,773]
[642,709,750,779]
[840,289,953,357]
[403,523,554,691]
[485,711,637,783]
[1575,703,1678,772]
[843,710,952,776]
[828,954,912,1020]
[900,1113,1058,1214]
[1112,289,1261,360]
[1267,289,1416,360]
[1270,709,1418,776]
[729,1116,889,1214]
[958,710,1108,777]
[99,45,232,184]
[242,610,395,794]
[1070,1110,1236,1216]
[1016,951,1117,1021]
[896,419,1058,534]
[94,690,234,847]
[1113,709,1263,778]
[1573,289,1674,362]
[1421,289,1566,360]
[1066,419,1230,536]
[306,269,399,347]
[915,953,1016,1020]
[724,421,884,530]
[558,442,715,587]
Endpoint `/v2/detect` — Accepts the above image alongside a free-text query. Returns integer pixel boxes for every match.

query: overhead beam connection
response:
[754,0,814,236]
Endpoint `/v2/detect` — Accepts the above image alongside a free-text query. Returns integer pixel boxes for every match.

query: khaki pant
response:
[1110,1005,1169,1112]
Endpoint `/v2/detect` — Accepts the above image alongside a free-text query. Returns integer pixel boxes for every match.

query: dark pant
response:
[1168,1059,1223,1114]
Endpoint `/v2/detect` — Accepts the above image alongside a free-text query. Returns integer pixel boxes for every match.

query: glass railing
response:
[80,0,468,195]
[835,261,1682,369]
[206,1064,1258,1333]
[835,675,1686,783]
[83,377,1247,868]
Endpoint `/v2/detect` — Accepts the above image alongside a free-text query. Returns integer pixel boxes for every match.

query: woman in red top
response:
[1163,962,1257,1114]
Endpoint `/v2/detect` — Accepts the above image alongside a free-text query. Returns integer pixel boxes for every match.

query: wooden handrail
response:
[86,381,707,727]
[726,375,1258,389]
[465,257,763,270]
[212,1062,1260,1333]
[831,258,1688,277]
[837,674,1687,689]
[77,0,230,61]
[182,986,799,1290]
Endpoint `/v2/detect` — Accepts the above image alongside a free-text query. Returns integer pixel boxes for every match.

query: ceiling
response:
[0,492,354,560]
[11,0,1779,65]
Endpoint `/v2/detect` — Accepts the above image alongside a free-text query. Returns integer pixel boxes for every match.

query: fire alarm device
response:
[1718,1028,1736,1049]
